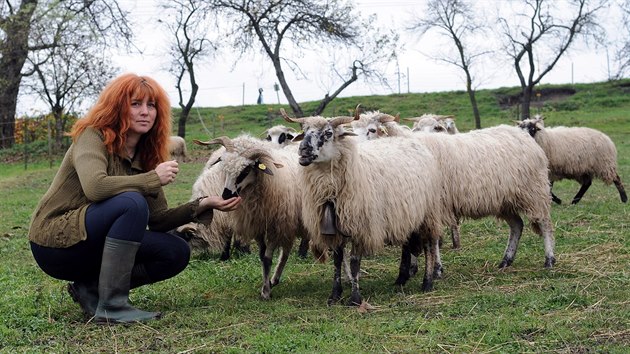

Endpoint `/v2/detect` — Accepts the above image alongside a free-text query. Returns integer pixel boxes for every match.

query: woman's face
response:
[128,97,157,137]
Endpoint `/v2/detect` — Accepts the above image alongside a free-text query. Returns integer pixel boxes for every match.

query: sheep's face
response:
[517,118,544,138]
[265,126,296,146]
[219,152,277,199]
[442,118,457,133]
[411,118,447,133]
[298,119,351,166]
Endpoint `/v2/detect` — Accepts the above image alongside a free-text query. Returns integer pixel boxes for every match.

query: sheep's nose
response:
[222,188,238,200]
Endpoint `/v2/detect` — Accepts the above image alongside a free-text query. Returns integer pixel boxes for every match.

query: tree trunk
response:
[464,71,481,129]
[520,85,534,120]
[0,0,38,149]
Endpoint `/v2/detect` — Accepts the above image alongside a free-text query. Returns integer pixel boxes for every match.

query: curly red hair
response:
[70,73,172,171]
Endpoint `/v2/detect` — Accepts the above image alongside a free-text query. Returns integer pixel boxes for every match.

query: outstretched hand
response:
[199,195,242,212]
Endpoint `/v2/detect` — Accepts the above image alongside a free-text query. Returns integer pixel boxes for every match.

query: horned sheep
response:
[348,112,556,273]
[194,134,306,300]
[283,109,447,306]
[263,125,298,146]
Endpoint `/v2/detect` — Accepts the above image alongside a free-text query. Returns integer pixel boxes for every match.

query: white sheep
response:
[345,112,556,274]
[518,115,627,205]
[193,134,305,300]
[283,109,447,306]
[350,111,405,141]
[176,149,249,260]
[168,135,189,162]
[263,125,298,146]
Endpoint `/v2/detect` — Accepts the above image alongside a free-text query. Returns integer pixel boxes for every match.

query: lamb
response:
[168,135,189,162]
[263,125,298,146]
[517,115,627,205]
[193,134,305,300]
[282,109,447,306]
[346,111,556,272]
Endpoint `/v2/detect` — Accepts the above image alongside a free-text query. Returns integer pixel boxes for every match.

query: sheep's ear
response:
[287,133,296,140]
[292,132,305,142]
[256,161,275,175]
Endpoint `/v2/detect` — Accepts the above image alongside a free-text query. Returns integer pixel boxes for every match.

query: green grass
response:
[1,80,629,352]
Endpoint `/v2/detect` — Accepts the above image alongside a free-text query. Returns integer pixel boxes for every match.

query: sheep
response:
[347,112,556,273]
[405,114,456,134]
[263,125,298,146]
[168,135,189,162]
[350,110,408,141]
[441,116,459,134]
[282,109,447,306]
[176,148,249,261]
[193,134,305,300]
[517,115,627,205]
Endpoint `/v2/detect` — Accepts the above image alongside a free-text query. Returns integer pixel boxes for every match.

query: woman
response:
[28,73,241,324]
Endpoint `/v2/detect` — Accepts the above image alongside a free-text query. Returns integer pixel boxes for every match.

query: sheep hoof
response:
[544,256,556,269]
[498,258,513,269]
[327,296,340,306]
[433,264,443,279]
[347,293,362,306]
[421,278,433,292]
[394,276,408,286]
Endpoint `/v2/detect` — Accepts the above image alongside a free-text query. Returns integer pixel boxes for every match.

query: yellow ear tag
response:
[258,163,267,170]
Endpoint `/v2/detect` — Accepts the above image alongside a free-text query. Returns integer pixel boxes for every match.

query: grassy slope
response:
[0,80,628,353]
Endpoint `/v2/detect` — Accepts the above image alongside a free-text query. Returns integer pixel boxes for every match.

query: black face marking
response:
[278,133,286,145]
[265,135,272,141]
[235,165,252,185]
[222,188,238,200]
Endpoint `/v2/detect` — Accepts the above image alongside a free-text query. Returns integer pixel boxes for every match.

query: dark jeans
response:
[30,192,190,285]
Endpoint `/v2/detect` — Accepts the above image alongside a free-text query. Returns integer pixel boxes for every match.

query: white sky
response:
[18,0,619,115]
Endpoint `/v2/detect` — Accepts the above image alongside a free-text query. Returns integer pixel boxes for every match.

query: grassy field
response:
[0,80,629,353]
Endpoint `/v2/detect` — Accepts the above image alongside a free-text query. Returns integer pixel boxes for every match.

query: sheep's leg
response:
[327,244,344,306]
[347,249,362,306]
[270,244,291,287]
[571,175,592,204]
[532,218,556,268]
[233,238,251,255]
[498,213,524,268]
[395,245,412,286]
[219,232,232,261]
[432,236,443,279]
[451,217,461,249]
[613,175,627,203]
[297,237,309,258]
[258,239,274,300]
[550,182,562,205]
[421,235,436,292]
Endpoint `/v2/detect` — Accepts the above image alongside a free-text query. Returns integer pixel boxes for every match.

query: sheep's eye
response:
[324,130,333,138]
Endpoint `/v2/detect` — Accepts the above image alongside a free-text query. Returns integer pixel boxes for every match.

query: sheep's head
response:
[440,116,458,134]
[194,136,284,199]
[263,125,297,146]
[517,115,545,138]
[406,115,447,133]
[281,107,358,166]
[356,111,400,140]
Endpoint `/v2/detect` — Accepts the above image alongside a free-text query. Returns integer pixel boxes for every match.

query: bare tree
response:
[161,0,216,138]
[0,0,131,149]
[498,0,607,120]
[207,0,399,117]
[613,0,630,78]
[408,0,489,129]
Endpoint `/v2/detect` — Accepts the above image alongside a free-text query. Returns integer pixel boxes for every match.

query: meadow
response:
[0,80,628,353]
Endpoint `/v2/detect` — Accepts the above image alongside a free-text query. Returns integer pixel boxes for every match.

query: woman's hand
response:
[199,195,242,212]
[155,160,179,185]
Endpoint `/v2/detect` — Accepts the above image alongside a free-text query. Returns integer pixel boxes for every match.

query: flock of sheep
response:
[169,106,626,306]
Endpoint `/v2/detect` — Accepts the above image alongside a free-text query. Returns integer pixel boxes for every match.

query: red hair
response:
[70,73,172,171]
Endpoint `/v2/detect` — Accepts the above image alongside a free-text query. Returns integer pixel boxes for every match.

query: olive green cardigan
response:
[28,127,209,248]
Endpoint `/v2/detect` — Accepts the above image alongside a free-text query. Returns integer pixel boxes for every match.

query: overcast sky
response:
[19,0,618,115]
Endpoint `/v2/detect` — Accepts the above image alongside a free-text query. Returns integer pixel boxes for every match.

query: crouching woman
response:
[27,73,241,324]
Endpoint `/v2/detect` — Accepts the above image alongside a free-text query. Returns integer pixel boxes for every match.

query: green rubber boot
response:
[67,280,98,317]
[94,238,161,324]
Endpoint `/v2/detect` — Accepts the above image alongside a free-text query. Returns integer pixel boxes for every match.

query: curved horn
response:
[394,113,400,123]
[375,113,397,123]
[354,104,361,120]
[280,108,306,125]
[330,115,358,128]
[193,136,235,152]
[242,148,273,162]
[403,117,422,122]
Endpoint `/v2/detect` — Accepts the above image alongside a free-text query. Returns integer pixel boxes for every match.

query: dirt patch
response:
[496,87,576,109]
